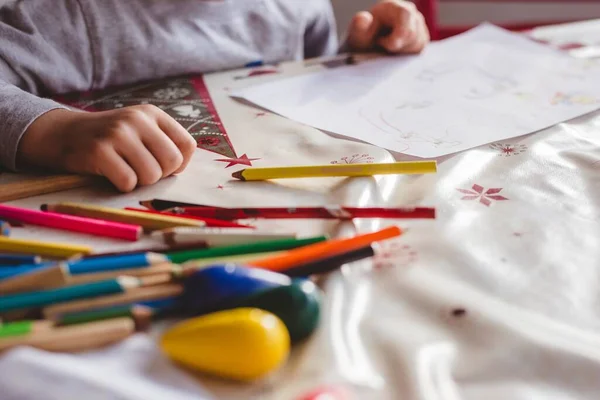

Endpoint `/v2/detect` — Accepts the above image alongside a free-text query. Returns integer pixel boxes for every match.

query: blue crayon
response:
[179,264,291,314]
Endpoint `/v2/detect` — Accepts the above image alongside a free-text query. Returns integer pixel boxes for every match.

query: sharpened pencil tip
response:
[40,204,48,211]
[231,170,245,180]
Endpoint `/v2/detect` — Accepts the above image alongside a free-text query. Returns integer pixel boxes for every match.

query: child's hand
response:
[346,0,430,54]
[18,105,197,192]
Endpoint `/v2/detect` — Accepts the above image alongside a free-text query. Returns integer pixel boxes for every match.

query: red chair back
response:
[413,0,600,39]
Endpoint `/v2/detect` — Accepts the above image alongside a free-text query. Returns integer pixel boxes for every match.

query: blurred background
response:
[331,0,600,40]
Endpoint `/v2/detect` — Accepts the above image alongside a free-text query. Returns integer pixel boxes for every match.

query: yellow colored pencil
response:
[232,161,437,181]
[0,237,92,258]
[41,202,205,232]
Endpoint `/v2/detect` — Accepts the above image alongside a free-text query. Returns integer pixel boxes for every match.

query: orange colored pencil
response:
[248,226,402,272]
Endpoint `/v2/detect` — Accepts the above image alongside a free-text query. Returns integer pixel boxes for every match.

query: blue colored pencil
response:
[67,253,168,275]
[0,254,42,266]
[0,221,10,237]
[0,263,53,280]
[0,252,168,281]
[0,276,143,313]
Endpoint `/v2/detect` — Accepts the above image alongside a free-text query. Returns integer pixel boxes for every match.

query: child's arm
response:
[0,1,196,193]
[304,0,340,59]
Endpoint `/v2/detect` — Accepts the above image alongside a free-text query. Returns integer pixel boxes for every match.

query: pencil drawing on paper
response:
[415,62,458,83]
[395,101,432,110]
[464,68,519,100]
[358,103,462,150]
[550,92,599,105]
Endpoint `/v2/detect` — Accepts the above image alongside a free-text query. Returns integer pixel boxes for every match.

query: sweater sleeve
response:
[303,0,340,59]
[0,79,68,171]
[0,0,93,171]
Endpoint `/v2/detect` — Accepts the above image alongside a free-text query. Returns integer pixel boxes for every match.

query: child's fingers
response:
[375,2,419,52]
[155,109,197,175]
[141,125,184,178]
[347,11,380,51]
[401,13,429,53]
[96,148,138,193]
[116,135,163,187]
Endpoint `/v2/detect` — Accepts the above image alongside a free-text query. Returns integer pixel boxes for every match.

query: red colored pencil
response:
[171,206,436,220]
[124,208,254,229]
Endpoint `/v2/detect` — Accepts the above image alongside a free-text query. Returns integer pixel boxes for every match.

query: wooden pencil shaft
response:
[0,258,170,295]
[0,264,67,295]
[0,276,140,313]
[124,207,253,229]
[67,263,179,285]
[0,175,95,203]
[158,228,296,247]
[65,252,168,275]
[137,273,173,286]
[84,241,208,258]
[56,304,153,328]
[0,320,54,338]
[43,284,184,319]
[0,317,135,353]
[42,202,205,232]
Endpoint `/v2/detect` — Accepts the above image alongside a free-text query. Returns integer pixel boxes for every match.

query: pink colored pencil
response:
[0,204,142,241]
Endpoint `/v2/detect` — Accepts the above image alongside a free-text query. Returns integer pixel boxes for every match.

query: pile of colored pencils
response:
[0,193,434,377]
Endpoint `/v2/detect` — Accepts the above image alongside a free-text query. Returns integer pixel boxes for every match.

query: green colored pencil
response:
[0,320,53,338]
[0,276,142,313]
[57,304,154,330]
[166,235,328,264]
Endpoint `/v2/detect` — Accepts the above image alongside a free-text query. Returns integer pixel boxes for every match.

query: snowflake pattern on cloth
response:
[457,184,509,207]
[54,77,237,158]
[373,242,418,269]
[489,143,528,157]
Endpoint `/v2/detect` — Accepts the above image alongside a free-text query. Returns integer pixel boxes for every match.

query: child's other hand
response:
[19,105,197,192]
[347,0,430,54]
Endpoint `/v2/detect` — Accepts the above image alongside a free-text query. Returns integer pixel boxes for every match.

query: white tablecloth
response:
[2,20,600,400]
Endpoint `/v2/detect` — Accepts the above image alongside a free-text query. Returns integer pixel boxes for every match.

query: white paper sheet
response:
[232,24,600,158]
